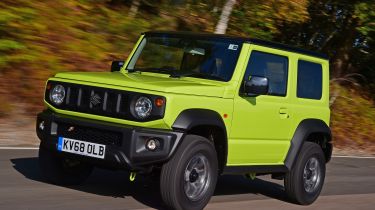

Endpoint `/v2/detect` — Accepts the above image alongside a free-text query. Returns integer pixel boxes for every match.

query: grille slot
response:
[57,123,122,146]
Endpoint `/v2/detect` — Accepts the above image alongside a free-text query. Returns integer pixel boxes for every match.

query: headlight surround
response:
[49,84,66,105]
[134,96,153,119]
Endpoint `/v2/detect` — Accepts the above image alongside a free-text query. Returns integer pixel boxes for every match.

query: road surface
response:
[0,149,374,210]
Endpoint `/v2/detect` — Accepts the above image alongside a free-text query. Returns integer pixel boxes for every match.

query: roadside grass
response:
[0,94,12,117]
[331,84,375,152]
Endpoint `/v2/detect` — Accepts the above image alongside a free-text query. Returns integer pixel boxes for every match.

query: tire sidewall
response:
[294,143,326,204]
[162,135,218,210]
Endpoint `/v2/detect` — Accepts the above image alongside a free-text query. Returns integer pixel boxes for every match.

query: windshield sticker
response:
[228,44,239,50]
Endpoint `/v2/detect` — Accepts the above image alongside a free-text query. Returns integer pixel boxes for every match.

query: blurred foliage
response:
[331,83,375,150]
[276,0,374,83]
[228,0,309,39]
[0,0,374,147]
[355,1,375,39]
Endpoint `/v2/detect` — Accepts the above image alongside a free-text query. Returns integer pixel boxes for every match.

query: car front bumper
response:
[36,110,184,171]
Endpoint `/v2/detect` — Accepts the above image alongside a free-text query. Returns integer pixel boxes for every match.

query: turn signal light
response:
[155,98,165,107]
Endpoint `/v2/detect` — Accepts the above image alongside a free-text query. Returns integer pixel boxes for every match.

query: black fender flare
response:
[172,109,226,132]
[284,119,332,170]
[172,109,228,169]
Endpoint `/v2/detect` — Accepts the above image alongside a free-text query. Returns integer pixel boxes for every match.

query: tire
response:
[39,144,93,186]
[284,142,326,205]
[160,135,218,210]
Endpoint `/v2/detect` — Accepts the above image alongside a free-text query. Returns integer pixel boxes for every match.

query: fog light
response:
[39,121,45,131]
[146,138,160,151]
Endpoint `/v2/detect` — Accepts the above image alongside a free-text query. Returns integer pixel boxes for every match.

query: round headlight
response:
[134,96,152,119]
[50,84,65,105]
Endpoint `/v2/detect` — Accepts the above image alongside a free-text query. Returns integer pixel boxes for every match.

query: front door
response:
[228,46,293,166]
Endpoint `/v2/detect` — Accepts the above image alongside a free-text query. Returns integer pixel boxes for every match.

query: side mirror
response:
[111,60,125,72]
[244,76,269,96]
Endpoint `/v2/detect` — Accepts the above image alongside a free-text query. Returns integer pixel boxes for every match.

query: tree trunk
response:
[331,19,357,78]
[214,0,237,34]
[128,0,141,18]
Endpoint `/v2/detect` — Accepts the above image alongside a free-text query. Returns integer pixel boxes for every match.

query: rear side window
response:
[244,51,289,96]
[297,60,323,100]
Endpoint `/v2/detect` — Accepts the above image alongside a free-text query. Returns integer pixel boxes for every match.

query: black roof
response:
[143,31,329,60]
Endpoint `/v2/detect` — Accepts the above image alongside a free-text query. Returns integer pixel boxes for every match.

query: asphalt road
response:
[1,149,375,210]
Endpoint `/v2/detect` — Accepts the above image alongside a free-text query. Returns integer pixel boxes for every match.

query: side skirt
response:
[222,165,288,175]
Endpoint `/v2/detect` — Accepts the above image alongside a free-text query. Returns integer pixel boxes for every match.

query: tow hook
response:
[129,172,137,182]
[245,172,256,180]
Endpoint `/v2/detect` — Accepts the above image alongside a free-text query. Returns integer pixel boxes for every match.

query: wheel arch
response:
[284,119,332,170]
[172,109,228,173]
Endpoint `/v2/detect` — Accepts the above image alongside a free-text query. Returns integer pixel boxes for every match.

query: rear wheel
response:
[160,135,218,210]
[284,142,326,205]
[39,144,93,186]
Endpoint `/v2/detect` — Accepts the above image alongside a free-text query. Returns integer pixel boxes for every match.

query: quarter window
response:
[244,51,289,96]
[297,60,323,100]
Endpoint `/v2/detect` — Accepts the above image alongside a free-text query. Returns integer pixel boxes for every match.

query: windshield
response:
[126,34,243,82]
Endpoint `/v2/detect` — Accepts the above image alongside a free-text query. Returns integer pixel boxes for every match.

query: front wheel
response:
[160,135,218,210]
[284,142,326,205]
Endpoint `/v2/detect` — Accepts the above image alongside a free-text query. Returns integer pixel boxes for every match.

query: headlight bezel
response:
[49,84,66,106]
[130,95,166,121]
[133,96,153,119]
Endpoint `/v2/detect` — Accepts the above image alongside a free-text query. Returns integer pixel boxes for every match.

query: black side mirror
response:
[244,76,269,96]
[111,60,125,72]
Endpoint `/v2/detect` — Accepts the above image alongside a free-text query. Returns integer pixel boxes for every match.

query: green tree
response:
[226,0,309,39]
[275,0,374,96]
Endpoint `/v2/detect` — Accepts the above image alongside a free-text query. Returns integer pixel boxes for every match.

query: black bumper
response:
[36,110,184,171]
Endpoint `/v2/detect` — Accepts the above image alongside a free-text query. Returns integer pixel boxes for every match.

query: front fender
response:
[172,109,226,132]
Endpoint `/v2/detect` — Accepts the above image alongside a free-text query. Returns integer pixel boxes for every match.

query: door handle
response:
[279,108,289,119]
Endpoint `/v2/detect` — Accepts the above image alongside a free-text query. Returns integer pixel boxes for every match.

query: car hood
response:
[54,71,227,98]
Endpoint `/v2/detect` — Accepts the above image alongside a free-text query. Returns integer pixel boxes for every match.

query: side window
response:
[244,51,289,96]
[297,60,323,100]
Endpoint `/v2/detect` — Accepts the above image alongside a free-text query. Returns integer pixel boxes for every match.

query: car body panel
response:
[54,71,227,98]
[227,44,330,165]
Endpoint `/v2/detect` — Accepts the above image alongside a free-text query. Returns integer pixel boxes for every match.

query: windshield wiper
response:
[170,72,226,81]
[128,67,176,74]
[129,68,226,81]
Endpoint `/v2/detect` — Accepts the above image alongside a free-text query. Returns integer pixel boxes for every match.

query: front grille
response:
[54,83,131,119]
[45,81,165,122]
[57,122,122,146]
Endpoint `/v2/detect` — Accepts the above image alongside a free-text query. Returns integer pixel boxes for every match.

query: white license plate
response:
[57,137,106,159]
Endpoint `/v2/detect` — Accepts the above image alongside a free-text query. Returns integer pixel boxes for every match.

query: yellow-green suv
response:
[37,31,332,210]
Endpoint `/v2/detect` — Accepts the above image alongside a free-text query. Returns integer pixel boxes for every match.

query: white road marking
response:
[332,155,375,159]
[0,147,374,159]
[0,147,39,150]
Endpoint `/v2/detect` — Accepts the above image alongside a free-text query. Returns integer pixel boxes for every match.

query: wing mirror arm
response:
[111,61,125,72]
